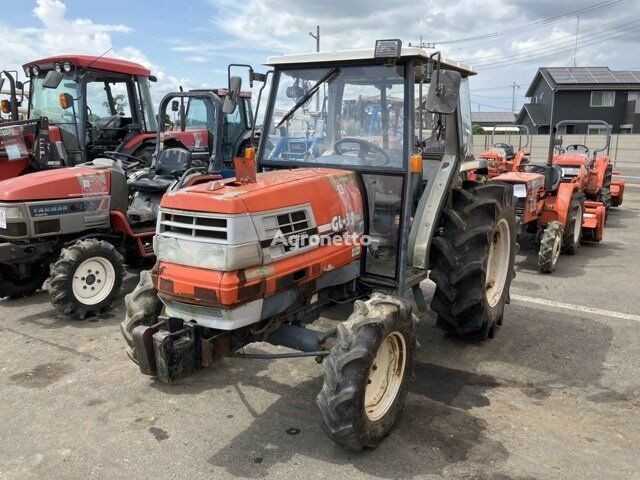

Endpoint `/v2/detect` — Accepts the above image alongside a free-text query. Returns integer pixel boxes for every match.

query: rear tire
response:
[0,263,49,299]
[120,269,161,362]
[429,181,517,340]
[46,239,125,319]
[538,221,563,273]
[317,294,416,451]
[562,192,584,255]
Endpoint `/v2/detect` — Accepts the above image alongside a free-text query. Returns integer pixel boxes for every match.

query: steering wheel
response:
[102,151,143,170]
[494,142,511,149]
[334,138,391,166]
[566,144,590,155]
[517,164,545,174]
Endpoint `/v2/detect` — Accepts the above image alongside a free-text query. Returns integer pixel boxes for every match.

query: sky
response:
[1,0,639,114]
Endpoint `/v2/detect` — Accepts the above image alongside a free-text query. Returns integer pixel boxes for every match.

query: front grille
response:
[160,210,228,241]
[515,199,525,216]
[272,210,309,236]
[0,222,27,237]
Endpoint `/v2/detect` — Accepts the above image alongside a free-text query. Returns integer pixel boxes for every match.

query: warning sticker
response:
[0,126,29,161]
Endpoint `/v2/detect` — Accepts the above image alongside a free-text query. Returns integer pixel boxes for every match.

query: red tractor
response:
[122,44,517,450]
[0,91,231,315]
[0,55,213,181]
[552,120,625,211]
[479,125,530,178]
[491,122,606,273]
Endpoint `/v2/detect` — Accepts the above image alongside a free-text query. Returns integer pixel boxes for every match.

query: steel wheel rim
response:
[365,331,406,421]
[72,257,116,306]
[573,204,583,244]
[486,218,511,308]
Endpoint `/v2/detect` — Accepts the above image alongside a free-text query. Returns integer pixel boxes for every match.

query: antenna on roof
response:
[85,48,113,71]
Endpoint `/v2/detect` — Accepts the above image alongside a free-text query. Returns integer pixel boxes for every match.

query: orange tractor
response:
[552,120,625,211]
[121,43,517,450]
[479,125,530,178]
[491,121,605,273]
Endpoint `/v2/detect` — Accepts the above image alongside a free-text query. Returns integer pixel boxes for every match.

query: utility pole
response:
[309,26,321,111]
[511,82,520,114]
[573,15,580,67]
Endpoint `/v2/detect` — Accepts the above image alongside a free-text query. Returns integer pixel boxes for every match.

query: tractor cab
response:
[0,55,159,181]
[258,43,478,286]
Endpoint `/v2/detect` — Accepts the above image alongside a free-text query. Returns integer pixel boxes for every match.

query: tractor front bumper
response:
[0,239,58,264]
[132,316,235,384]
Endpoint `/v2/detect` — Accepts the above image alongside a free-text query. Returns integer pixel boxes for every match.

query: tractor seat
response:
[129,147,192,193]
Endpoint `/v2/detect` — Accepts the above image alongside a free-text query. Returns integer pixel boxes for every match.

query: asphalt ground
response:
[1,190,639,480]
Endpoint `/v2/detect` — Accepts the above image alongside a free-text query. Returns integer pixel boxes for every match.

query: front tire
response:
[562,192,584,255]
[429,181,517,340]
[46,239,125,319]
[120,269,161,362]
[538,221,563,273]
[317,294,416,451]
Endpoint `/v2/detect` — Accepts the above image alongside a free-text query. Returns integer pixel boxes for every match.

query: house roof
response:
[471,111,515,124]
[516,103,549,127]
[526,67,640,96]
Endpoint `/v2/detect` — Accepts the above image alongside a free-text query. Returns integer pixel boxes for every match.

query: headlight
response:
[31,66,40,76]
[54,63,62,73]
[155,235,262,271]
[63,61,73,72]
[0,206,25,220]
[23,66,31,77]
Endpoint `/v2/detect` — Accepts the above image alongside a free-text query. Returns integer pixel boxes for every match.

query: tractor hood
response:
[554,153,590,167]
[0,166,111,202]
[161,168,354,217]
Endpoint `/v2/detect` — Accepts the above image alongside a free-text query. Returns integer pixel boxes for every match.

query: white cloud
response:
[0,0,187,102]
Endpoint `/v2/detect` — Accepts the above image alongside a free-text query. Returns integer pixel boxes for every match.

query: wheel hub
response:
[72,257,116,306]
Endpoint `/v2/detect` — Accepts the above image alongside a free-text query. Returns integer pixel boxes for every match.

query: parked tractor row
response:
[475,120,625,273]
[0,40,628,451]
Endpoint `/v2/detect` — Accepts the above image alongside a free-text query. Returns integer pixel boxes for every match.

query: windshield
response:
[30,72,80,133]
[137,76,157,131]
[264,65,406,169]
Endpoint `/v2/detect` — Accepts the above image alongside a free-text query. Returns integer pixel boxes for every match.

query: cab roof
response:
[23,55,151,77]
[266,46,476,77]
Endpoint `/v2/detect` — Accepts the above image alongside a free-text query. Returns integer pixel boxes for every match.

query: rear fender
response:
[540,182,575,227]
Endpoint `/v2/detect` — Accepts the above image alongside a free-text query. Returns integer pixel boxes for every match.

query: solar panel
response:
[613,71,640,83]
[589,67,618,83]
[549,68,576,83]
[571,69,596,83]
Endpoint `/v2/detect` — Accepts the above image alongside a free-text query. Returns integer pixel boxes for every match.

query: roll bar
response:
[154,91,223,173]
[490,124,530,149]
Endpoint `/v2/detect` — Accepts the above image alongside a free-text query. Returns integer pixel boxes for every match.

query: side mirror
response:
[149,75,157,83]
[223,76,242,114]
[42,70,64,89]
[16,81,23,90]
[426,70,461,115]
[58,93,74,110]
[171,100,180,112]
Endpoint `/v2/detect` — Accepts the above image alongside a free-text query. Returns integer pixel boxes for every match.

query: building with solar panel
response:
[516,67,640,134]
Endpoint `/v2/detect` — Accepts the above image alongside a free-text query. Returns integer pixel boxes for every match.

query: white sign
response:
[513,184,527,198]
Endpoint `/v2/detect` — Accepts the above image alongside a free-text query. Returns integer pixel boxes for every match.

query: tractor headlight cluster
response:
[155,235,263,271]
[31,65,40,77]
[53,62,73,74]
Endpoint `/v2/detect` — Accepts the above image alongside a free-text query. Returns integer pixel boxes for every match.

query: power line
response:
[470,14,640,67]
[471,15,640,69]
[476,21,640,70]
[434,0,627,45]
